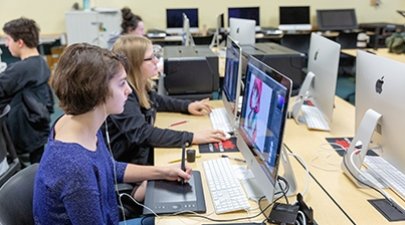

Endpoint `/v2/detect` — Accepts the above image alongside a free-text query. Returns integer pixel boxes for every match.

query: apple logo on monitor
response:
[375,76,384,94]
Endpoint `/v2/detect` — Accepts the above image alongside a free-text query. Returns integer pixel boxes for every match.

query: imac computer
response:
[342,51,405,188]
[291,33,341,131]
[228,7,260,31]
[229,18,256,45]
[182,13,195,46]
[236,56,296,202]
[166,8,199,34]
[209,36,243,134]
[210,13,225,48]
[316,9,358,31]
[279,6,312,31]
[222,36,243,121]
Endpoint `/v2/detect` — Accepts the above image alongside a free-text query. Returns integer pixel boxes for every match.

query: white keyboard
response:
[301,105,330,131]
[202,158,250,214]
[209,108,234,133]
[365,156,405,199]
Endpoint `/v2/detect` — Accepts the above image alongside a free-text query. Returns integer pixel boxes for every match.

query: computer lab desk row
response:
[283,96,405,224]
[152,100,352,225]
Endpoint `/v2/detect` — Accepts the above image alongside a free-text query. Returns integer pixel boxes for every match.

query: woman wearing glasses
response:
[104,35,227,168]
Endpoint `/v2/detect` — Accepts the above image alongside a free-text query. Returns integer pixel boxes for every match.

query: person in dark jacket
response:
[0,17,54,164]
[107,35,227,166]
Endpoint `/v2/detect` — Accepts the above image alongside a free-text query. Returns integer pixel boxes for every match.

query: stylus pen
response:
[181,144,186,184]
[221,154,246,163]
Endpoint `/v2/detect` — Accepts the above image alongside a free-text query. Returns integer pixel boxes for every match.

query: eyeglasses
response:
[143,54,158,61]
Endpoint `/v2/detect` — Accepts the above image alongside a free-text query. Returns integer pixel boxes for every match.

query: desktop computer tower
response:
[163,46,219,100]
[241,43,306,95]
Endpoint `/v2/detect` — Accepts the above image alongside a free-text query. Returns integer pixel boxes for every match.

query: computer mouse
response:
[224,132,231,140]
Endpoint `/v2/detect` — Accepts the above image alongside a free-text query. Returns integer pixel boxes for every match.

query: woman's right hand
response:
[192,129,228,144]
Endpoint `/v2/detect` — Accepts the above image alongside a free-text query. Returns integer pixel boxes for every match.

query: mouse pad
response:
[325,137,377,157]
[199,137,239,153]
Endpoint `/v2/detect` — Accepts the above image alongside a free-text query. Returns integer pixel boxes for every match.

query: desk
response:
[341,48,405,64]
[152,100,352,224]
[283,96,405,224]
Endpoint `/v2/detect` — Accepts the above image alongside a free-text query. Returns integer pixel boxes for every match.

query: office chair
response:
[0,163,38,225]
[0,105,20,187]
[336,32,359,49]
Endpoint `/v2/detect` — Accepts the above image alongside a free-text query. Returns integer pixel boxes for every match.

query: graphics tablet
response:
[143,171,206,215]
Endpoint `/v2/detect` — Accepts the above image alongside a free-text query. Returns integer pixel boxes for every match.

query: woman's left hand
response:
[188,98,212,116]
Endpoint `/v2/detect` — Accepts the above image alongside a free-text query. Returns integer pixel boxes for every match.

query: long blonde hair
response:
[112,35,155,109]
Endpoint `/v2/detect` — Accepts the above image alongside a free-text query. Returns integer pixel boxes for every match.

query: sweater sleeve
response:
[153,91,191,113]
[108,93,193,150]
[0,62,28,109]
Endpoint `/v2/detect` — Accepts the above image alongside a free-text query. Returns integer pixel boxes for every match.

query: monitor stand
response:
[241,146,297,201]
[341,109,382,187]
[290,71,315,123]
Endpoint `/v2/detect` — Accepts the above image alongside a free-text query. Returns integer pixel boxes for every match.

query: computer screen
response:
[279,6,311,31]
[236,56,292,202]
[354,51,405,174]
[222,36,243,121]
[166,8,199,33]
[228,7,260,28]
[229,18,256,45]
[306,33,341,125]
[316,9,358,31]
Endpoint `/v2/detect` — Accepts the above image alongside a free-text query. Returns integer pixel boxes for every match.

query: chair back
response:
[0,105,20,187]
[0,163,38,225]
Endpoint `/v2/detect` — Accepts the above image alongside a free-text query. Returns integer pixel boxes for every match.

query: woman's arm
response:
[123,163,192,183]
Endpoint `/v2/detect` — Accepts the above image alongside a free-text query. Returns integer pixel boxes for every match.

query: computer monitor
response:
[222,36,243,122]
[236,56,293,202]
[229,18,256,45]
[316,9,358,31]
[343,51,405,179]
[279,6,311,31]
[182,13,195,46]
[166,8,199,34]
[228,7,260,31]
[291,33,341,131]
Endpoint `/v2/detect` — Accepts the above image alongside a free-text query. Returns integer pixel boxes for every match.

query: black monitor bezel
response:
[166,8,199,28]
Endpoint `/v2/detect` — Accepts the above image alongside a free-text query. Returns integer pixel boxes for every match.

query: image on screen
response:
[240,61,288,175]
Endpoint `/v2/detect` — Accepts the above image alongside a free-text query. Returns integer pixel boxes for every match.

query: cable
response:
[104,120,127,224]
[288,151,310,197]
[119,193,161,218]
[277,176,289,204]
[297,210,307,225]
[343,149,395,204]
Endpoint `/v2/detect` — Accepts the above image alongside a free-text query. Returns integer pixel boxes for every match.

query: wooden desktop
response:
[152,100,352,224]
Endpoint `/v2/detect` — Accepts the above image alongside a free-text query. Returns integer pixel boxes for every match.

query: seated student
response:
[106,35,227,166]
[33,43,191,224]
[107,7,145,49]
[0,17,54,165]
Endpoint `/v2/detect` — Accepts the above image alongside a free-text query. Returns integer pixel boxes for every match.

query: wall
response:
[0,0,404,34]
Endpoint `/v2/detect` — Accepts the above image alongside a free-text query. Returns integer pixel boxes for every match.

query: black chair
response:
[0,163,38,225]
[0,105,20,187]
[336,31,359,49]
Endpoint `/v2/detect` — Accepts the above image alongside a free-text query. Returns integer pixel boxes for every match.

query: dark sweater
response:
[33,130,127,225]
[104,89,193,165]
[0,56,53,153]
